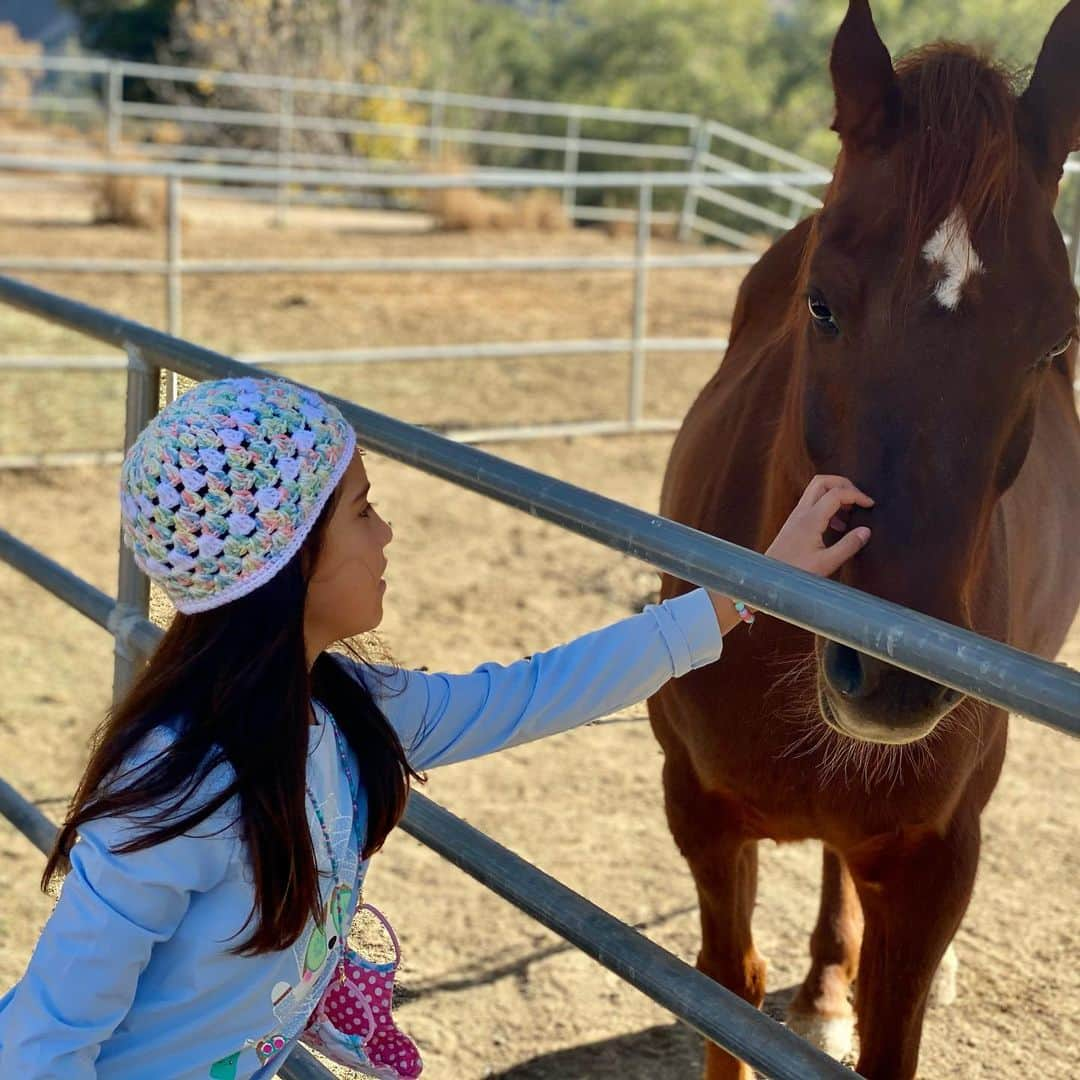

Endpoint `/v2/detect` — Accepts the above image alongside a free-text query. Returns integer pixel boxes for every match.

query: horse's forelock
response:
[892,44,1022,275]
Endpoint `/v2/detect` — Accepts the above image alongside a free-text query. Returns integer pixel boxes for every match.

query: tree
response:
[766,0,1071,164]
[61,0,178,61]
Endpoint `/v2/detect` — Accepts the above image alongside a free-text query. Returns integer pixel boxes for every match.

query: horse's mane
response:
[892,44,1021,272]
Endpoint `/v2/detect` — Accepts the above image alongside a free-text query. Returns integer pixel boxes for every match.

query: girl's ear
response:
[830,0,900,152]
[1016,0,1080,195]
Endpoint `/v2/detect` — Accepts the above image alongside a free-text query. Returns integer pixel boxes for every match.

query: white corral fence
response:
[0,53,831,242]
[0,55,1076,472]
[0,156,829,469]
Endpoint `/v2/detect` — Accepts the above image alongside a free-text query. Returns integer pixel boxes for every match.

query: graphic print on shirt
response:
[209,784,361,1077]
[207,1050,241,1079]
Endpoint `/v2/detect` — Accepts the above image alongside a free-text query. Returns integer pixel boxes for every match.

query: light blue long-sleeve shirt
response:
[0,588,722,1080]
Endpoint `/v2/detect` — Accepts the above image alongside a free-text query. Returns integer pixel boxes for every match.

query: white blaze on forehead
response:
[922,208,984,311]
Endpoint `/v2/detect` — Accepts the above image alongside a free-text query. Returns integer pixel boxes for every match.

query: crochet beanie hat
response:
[120,377,356,614]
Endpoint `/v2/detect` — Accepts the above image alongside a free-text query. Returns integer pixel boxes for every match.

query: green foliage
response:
[60,0,1070,171]
[764,0,1068,163]
[61,0,178,61]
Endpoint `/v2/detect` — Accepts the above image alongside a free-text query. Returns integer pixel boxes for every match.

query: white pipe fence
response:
[0,52,830,238]
[1,57,1076,469]
[3,155,1077,467]
[0,154,788,465]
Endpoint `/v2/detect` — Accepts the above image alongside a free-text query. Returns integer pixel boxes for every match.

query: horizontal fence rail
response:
[1,272,1076,736]
[0,528,857,1080]
[0,337,730,372]
[0,254,760,276]
[0,52,704,125]
[0,153,833,191]
[3,52,1076,262]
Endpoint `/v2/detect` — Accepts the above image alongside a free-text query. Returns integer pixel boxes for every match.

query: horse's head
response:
[800,1,1079,743]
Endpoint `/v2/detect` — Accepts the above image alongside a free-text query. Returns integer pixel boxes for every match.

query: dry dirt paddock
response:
[0,182,1077,1078]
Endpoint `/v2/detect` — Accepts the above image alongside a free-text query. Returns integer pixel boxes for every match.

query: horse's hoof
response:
[786,1008,855,1061]
[929,942,959,1008]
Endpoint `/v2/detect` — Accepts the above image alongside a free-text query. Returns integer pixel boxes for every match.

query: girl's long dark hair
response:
[41,480,421,956]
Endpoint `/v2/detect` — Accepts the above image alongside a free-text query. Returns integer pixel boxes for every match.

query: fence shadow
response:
[486,1022,703,1079]
[486,984,801,1079]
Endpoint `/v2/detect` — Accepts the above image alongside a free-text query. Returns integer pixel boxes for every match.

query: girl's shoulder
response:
[103,716,241,836]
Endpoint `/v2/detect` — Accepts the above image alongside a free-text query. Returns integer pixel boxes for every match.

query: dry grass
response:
[419,150,570,232]
[426,185,569,232]
[0,23,41,114]
[150,121,185,146]
[92,173,168,229]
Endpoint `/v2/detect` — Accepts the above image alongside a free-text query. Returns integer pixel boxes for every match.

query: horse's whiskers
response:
[778,699,949,792]
[767,653,989,792]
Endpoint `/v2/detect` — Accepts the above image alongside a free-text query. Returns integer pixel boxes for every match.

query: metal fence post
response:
[429,90,447,162]
[105,65,122,155]
[678,118,710,243]
[275,84,294,226]
[628,184,651,428]
[165,175,182,404]
[112,345,160,702]
[563,109,582,217]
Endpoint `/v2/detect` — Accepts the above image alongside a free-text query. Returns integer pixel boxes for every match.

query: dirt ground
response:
[0,184,1077,1079]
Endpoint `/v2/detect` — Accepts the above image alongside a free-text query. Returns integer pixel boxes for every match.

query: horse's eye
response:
[1036,334,1074,371]
[1047,334,1073,359]
[807,293,839,334]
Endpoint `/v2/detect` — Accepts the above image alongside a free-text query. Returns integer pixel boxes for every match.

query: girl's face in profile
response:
[304,451,393,660]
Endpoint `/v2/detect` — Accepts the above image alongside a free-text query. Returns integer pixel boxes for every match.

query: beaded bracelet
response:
[733,600,756,627]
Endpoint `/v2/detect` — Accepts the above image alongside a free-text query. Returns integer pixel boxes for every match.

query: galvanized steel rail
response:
[0,528,856,1080]
[1,272,1076,734]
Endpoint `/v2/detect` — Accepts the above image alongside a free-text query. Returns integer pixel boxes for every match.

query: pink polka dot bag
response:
[300,904,423,1079]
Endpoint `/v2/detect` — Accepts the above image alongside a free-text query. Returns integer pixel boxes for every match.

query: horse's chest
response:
[667,631,979,843]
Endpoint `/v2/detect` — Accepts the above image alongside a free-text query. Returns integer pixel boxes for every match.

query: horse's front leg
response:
[661,754,764,1080]
[847,809,980,1080]
[787,845,863,1061]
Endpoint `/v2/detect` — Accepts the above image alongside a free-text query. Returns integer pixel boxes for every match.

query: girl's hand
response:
[764,474,873,576]
[708,475,873,634]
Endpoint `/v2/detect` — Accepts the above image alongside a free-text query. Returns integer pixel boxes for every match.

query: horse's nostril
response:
[826,643,865,698]
[941,686,963,707]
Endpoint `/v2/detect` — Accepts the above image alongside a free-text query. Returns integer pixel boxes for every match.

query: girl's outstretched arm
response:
[345,587,723,771]
[0,732,236,1079]
[340,473,873,772]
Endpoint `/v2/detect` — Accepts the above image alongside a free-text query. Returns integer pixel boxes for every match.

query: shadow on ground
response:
[485,985,802,1079]
[486,1022,703,1079]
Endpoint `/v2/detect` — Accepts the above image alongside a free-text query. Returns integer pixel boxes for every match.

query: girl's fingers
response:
[797,474,875,511]
[796,474,846,509]
[817,525,872,575]
[811,485,874,532]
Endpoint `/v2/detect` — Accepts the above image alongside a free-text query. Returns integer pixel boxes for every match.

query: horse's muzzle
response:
[818,641,963,744]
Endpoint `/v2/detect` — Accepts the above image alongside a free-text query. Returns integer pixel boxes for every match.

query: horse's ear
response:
[830,0,899,151]
[1017,0,1080,192]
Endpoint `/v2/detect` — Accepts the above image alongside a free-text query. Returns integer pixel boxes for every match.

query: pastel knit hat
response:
[119,377,356,614]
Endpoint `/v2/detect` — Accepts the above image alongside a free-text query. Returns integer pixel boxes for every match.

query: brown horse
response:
[647,2,1080,1077]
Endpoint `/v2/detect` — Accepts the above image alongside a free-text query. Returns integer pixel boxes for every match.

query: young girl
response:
[0,377,872,1080]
